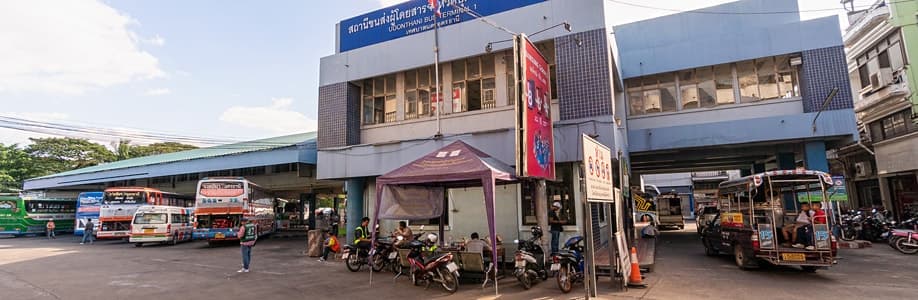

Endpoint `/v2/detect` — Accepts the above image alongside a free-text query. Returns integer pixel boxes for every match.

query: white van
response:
[129,205,194,246]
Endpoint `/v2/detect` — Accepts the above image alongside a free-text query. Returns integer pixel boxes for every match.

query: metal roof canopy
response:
[23,132,317,190]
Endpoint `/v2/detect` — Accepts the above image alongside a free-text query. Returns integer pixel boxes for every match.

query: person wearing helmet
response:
[549,202,565,254]
[46,218,56,240]
[424,233,439,253]
[237,217,257,273]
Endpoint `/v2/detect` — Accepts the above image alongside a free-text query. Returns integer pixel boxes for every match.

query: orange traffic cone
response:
[628,246,647,288]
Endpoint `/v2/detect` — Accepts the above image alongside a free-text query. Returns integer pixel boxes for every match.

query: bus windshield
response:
[133,213,167,224]
[27,201,76,213]
[199,181,245,197]
[104,191,147,205]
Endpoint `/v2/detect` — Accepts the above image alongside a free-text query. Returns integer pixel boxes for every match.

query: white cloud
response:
[143,88,171,96]
[219,98,317,134]
[377,0,404,8]
[144,34,165,46]
[0,0,165,95]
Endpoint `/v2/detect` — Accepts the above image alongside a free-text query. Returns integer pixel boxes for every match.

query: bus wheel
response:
[134,243,143,248]
[733,245,750,270]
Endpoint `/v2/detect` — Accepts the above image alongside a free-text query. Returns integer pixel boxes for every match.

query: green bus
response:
[0,193,77,236]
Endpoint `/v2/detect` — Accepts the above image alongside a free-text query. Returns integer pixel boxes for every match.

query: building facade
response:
[317,0,860,246]
[615,0,858,180]
[837,0,918,219]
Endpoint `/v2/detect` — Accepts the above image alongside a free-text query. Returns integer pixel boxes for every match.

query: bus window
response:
[134,213,168,224]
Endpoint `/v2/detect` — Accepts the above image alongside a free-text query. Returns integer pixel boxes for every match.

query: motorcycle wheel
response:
[439,267,459,294]
[345,253,362,272]
[540,268,549,280]
[371,253,385,272]
[519,272,532,290]
[894,238,918,255]
[557,264,573,293]
[840,228,857,241]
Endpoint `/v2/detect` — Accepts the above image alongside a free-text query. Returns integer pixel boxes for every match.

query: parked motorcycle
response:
[370,237,401,273]
[890,228,918,255]
[552,236,585,293]
[404,233,460,293]
[838,211,861,241]
[343,242,371,272]
[513,226,549,290]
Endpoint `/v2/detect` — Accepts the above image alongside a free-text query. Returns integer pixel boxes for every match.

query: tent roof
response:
[377,140,515,185]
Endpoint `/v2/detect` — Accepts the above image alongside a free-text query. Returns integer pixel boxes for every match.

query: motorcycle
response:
[862,209,893,242]
[838,211,861,242]
[404,233,460,293]
[552,236,585,293]
[343,224,381,272]
[890,228,918,254]
[513,226,549,290]
[370,237,402,273]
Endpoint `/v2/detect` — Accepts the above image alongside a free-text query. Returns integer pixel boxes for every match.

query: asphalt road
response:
[1,225,916,300]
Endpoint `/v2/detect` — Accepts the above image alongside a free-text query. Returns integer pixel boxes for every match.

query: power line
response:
[605,0,911,15]
[0,115,247,145]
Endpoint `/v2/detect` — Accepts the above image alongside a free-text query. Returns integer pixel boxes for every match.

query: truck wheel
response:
[733,245,750,270]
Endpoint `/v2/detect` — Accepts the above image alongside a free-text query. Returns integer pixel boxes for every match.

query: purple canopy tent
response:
[370,140,515,293]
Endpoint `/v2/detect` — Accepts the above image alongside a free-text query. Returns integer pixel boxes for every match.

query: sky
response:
[0,0,877,147]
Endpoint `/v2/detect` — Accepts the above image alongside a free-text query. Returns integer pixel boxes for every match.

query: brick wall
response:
[556,29,615,120]
[801,46,854,112]
[317,82,360,148]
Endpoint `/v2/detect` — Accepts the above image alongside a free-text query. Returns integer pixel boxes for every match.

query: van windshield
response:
[134,213,167,224]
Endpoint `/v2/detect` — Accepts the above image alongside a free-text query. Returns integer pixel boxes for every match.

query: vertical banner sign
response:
[516,34,555,180]
[582,134,613,202]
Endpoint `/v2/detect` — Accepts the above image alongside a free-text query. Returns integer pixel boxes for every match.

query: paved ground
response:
[2,225,916,300]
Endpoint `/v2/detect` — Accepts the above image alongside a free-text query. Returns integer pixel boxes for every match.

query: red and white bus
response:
[193,178,276,244]
[98,187,194,239]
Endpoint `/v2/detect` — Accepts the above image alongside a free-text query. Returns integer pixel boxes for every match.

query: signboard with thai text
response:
[338,0,547,52]
[516,34,554,180]
[582,134,613,201]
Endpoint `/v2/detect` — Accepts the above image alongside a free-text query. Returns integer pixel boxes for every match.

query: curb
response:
[837,240,872,248]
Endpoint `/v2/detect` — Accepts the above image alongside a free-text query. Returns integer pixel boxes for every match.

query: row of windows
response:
[627,54,800,116]
[869,109,917,143]
[360,41,557,125]
[853,31,907,91]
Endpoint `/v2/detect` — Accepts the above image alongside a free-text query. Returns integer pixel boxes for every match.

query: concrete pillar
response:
[804,141,829,172]
[878,176,893,212]
[535,180,550,255]
[345,178,365,244]
[777,152,796,170]
[753,163,766,174]
[305,193,316,230]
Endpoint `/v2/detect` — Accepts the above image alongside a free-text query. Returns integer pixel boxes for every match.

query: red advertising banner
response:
[518,35,555,180]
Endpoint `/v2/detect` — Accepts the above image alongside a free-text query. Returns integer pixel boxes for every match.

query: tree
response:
[25,137,115,174]
[130,142,197,157]
[0,143,43,192]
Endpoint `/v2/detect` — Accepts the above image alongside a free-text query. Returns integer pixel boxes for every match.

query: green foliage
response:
[130,142,198,157]
[25,137,115,174]
[0,138,198,191]
[0,144,42,192]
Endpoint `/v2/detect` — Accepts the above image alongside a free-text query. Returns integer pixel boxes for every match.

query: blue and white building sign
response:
[339,0,546,52]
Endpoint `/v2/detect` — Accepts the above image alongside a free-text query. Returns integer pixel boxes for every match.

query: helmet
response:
[530,226,543,239]
[426,233,438,244]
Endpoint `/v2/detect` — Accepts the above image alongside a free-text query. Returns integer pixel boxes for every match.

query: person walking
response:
[81,219,95,245]
[46,219,56,239]
[549,202,565,254]
[238,217,257,273]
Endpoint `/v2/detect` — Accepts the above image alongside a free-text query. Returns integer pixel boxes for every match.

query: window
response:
[869,109,917,142]
[696,66,716,108]
[451,55,498,113]
[361,74,397,125]
[776,55,799,98]
[627,85,643,116]
[714,64,735,104]
[27,201,76,213]
[521,164,575,226]
[403,66,435,120]
[679,70,699,109]
[737,60,760,103]
[756,57,779,100]
[854,31,907,91]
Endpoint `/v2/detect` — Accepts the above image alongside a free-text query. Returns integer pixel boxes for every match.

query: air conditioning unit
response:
[869,68,893,90]
[855,161,873,177]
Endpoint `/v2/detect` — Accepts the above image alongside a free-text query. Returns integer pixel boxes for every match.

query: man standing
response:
[549,202,565,254]
[237,218,257,273]
[46,219,56,239]
[81,219,94,245]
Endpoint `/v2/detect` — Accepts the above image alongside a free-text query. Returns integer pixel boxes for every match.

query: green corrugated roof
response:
[33,132,316,180]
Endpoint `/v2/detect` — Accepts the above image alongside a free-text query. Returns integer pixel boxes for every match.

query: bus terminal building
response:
[317,0,858,246]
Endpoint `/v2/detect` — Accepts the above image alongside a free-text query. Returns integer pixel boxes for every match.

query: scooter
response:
[404,234,460,293]
[552,236,585,293]
[513,226,549,290]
